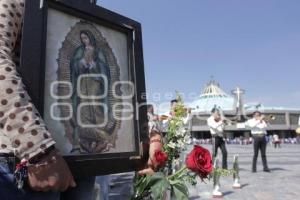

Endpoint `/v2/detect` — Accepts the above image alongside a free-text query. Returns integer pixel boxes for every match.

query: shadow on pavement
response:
[269,167,287,171]
[241,183,249,188]
[189,196,201,200]
[223,191,234,196]
[239,168,250,171]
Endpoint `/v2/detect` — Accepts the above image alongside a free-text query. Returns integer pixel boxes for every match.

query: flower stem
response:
[167,166,187,180]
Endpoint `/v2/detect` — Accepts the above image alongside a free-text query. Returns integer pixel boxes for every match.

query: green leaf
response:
[149,174,171,200]
[148,172,165,184]
[172,182,189,200]
[135,175,151,197]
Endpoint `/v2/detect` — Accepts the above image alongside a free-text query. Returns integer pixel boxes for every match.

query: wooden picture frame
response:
[20,0,148,177]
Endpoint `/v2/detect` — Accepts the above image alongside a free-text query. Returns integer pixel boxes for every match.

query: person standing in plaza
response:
[147,104,163,133]
[161,99,192,133]
[245,111,271,173]
[273,134,281,148]
[207,108,228,169]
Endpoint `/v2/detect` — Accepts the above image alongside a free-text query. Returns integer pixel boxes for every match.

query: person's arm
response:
[245,119,261,128]
[258,120,267,129]
[183,113,191,125]
[0,0,75,191]
[138,131,163,175]
[244,120,251,128]
[0,0,55,161]
[207,117,223,129]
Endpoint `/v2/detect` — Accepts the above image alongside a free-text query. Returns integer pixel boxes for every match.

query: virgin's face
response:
[80,33,90,46]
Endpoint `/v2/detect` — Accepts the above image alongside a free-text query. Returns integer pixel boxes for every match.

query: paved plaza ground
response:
[106,143,300,200]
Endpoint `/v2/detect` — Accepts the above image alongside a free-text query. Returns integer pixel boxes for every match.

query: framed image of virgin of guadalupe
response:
[19,0,149,176]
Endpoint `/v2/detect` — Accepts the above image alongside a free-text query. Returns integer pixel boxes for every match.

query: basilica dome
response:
[189,80,235,112]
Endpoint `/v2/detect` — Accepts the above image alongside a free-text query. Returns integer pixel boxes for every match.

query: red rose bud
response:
[154,150,168,166]
[185,145,212,179]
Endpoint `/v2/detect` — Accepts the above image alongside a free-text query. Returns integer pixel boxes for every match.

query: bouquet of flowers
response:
[132,95,213,200]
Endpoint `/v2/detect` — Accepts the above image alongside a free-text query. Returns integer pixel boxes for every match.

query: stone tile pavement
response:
[189,144,300,200]
[104,144,300,200]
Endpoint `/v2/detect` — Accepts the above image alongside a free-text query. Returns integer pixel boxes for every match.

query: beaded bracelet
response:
[14,160,28,190]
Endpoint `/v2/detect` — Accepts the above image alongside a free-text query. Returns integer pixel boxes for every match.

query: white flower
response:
[174,127,186,137]
[177,139,185,149]
[167,142,176,149]
[184,135,191,143]
[175,121,182,126]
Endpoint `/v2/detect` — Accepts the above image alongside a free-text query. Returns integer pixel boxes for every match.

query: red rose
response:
[185,145,212,179]
[154,150,168,166]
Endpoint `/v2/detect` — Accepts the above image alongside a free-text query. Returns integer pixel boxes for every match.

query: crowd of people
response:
[193,136,300,145]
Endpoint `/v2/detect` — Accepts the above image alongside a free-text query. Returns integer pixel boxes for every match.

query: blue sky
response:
[99,0,300,108]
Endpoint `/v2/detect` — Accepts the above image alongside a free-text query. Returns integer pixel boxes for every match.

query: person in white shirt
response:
[161,99,191,133]
[273,134,281,148]
[147,104,162,133]
[171,99,191,124]
[207,108,228,169]
[245,111,270,172]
